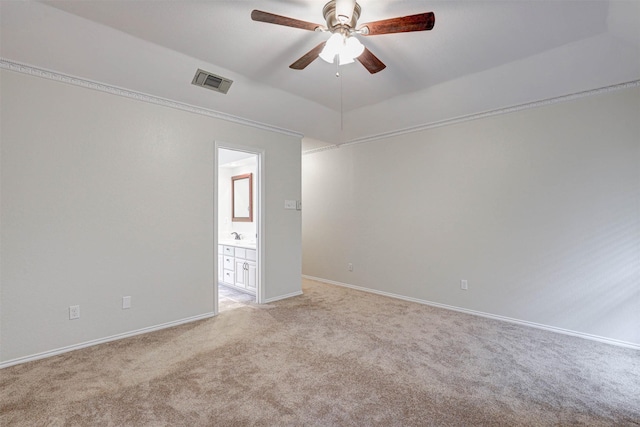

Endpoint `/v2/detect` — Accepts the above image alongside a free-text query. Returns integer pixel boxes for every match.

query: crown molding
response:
[3,58,636,149]
[0,58,303,139]
[303,79,640,155]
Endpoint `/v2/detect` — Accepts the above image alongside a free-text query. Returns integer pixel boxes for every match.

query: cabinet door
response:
[235,259,247,288]
[218,254,223,282]
[246,261,257,290]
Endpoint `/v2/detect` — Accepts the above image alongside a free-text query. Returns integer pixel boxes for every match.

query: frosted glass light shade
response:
[319,33,365,65]
[319,33,342,63]
[345,36,365,59]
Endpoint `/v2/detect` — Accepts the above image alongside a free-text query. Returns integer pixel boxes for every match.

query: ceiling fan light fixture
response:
[345,35,365,58]
[319,33,342,62]
[252,1,434,74]
[338,54,355,65]
[319,33,364,65]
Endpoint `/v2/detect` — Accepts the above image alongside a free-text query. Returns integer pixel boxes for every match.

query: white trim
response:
[214,143,265,305]
[302,79,640,155]
[302,275,640,350]
[0,58,303,139]
[264,290,303,303]
[6,57,635,154]
[258,152,266,305]
[213,145,220,316]
[0,312,215,369]
[302,144,340,155]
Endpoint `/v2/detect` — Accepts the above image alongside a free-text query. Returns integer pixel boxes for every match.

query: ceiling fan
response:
[251,0,435,74]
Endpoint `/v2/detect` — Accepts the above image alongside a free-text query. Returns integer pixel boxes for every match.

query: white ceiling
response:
[219,148,256,168]
[2,1,639,150]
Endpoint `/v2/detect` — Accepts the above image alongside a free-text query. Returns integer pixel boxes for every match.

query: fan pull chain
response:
[333,55,343,131]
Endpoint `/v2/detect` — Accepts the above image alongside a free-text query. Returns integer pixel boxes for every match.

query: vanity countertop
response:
[219,240,256,250]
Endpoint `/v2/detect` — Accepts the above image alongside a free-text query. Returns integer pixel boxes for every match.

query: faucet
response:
[231,232,241,240]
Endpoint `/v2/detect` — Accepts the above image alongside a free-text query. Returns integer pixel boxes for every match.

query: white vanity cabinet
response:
[234,248,257,293]
[218,244,256,295]
[234,259,247,288]
[219,245,235,286]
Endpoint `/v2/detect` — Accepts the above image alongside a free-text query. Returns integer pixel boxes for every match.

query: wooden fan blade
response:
[356,47,386,74]
[251,10,321,31]
[359,12,435,35]
[290,42,327,70]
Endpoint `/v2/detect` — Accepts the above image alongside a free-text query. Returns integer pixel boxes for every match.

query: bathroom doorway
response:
[215,145,263,314]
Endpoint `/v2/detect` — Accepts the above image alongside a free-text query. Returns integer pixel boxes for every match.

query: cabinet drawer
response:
[223,269,234,284]
[223,256,234,270]
[223,246,235,257]
[234,248,246,259]
[245,249,256,262]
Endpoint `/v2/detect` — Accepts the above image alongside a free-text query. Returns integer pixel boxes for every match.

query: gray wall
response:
[1,70,302,363]
[302,86,640,346]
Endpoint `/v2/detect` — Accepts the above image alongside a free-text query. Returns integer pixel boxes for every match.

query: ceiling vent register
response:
[191,69,233,94]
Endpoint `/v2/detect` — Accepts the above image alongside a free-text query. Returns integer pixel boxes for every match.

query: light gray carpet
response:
[1,279,639,426]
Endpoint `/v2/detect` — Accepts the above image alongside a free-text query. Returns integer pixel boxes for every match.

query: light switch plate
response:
[122,296,131,309]
[284,200,296,210]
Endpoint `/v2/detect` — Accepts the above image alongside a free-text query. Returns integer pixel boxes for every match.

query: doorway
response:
[215,145,263,314]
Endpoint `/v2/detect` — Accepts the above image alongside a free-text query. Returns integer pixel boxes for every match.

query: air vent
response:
[191,69,233,94]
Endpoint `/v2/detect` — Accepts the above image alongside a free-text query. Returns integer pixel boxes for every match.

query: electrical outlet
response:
[122,296,131,309]
[348,263,353,272]
[69,305,80,320]
[461,280,468,290]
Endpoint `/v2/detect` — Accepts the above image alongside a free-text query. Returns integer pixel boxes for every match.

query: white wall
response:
[1,69,301,363]
[303,86,640,346]
[0,1,341,143]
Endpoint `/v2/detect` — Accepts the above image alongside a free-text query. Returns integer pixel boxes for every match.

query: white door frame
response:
[214,142,265,314]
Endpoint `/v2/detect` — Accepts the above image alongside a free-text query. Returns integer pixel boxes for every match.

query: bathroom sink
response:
[219,239,256,248]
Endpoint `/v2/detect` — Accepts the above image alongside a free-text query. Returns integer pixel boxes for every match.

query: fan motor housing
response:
[323,0,361,30]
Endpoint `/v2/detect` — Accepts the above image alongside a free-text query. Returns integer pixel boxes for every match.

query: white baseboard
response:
[302,275,640,350]
[264,290,303,303]
[0,312,216,369]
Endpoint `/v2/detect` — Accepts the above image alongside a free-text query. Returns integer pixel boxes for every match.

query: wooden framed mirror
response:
[232,173,253,222]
